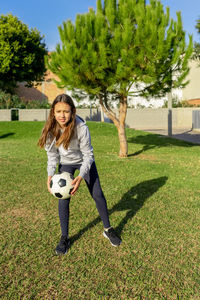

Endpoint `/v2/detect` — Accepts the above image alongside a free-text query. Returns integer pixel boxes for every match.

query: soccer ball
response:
[50,172,74,199]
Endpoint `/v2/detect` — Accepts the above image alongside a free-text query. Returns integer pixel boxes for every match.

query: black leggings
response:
[58,162,111,237]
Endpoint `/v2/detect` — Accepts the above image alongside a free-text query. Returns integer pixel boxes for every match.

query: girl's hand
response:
[47,176,52,193]
[71,176,83,196]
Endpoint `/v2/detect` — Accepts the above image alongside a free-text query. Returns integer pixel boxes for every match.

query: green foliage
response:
[0,14,47,92]
[70,89,99,108]
[193,42,200,60]
[48,0,193,157]
[48,0,193,99]
[193,18,200,60]
[162,97,200,108]
[0,89,50,109]
[195,17,200,34]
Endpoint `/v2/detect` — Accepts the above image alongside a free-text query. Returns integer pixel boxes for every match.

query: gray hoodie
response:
[45,115,94,178]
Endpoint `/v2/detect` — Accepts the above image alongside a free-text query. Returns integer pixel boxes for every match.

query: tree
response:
[0,14,47,92]
[193,17,200,60]
[196,18,200,34]
[47,0,193,157]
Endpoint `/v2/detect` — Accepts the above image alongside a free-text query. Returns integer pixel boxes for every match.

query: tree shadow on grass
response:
[128,133,197,157]
[0,133,15,139]
[70,176,168,245]
[128,144,156,157]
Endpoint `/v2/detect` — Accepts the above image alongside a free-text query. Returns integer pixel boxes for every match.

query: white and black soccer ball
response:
[50,172,74,199]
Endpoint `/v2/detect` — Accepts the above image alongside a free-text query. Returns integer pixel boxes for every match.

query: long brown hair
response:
[38,94,76,149]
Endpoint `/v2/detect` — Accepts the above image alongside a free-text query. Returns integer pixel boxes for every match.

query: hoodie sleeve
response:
[45,137,60,176]
[78,125,94,179]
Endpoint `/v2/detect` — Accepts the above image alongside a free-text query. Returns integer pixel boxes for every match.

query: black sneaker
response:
[103,227,121,247]
[55,235,70,255]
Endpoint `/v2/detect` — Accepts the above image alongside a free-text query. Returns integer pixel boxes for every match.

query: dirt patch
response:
[6,207,45,221]
[138,154,161,162]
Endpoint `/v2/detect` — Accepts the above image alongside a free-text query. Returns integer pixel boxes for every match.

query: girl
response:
[38,94,121,255]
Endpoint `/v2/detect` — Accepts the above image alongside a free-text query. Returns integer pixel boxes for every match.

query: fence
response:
[1,107,200,130]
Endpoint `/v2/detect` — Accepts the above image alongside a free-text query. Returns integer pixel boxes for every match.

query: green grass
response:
[0,121,200,300]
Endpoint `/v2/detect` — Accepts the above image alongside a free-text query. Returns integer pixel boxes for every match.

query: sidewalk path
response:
[141,128,200,145]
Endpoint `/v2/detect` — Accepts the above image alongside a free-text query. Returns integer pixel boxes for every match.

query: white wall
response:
[0,110,11,121]
[1,108,200,130]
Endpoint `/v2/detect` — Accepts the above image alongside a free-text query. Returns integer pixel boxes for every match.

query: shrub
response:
[162,98,200,108]
[0,89,50,109]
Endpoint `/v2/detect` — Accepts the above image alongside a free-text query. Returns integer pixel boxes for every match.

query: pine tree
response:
[196,18,200,34]
[47,0,193,157]
[193,17,200,60]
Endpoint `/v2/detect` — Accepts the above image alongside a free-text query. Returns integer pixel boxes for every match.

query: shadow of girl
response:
[70,176,168,244]
[111,176,168,236]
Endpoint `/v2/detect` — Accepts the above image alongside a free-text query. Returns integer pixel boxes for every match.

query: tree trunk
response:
[118,95,128,157]
[117,123,128,157]
[99,94,128,157]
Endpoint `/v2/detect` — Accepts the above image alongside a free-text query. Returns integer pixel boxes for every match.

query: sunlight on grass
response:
[0,121,199,299]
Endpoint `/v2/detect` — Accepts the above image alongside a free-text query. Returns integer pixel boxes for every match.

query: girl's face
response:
[54,102,72,128]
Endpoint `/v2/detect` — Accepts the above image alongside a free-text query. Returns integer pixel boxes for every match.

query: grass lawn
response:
[0,121,200,300]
